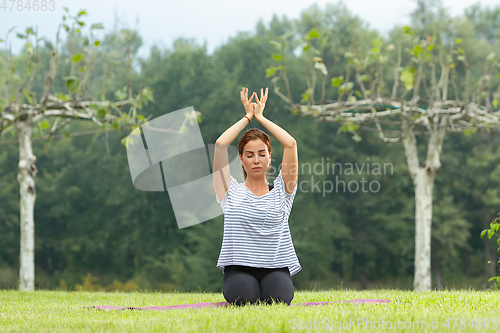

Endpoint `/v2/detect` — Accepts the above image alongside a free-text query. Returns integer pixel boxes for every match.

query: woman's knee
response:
[260,270,294,305]
[223,271,260,306]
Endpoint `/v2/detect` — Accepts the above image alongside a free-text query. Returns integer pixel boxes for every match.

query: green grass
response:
[1,289,500,332]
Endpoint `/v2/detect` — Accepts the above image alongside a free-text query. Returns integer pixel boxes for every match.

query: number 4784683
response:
[1,0,55,11]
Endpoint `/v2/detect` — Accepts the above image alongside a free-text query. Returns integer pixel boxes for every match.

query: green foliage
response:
[90,23,104,30]
[23,89,33,105]
[269,40,281,49]
[0,97,8,111]
[400,67,415,91]
[54,93,70,101]
[114,86,127,101]
[481,213,500,287]
[331,76,343,87]
[142,87,154,104]
[464,128,478,136]
[265,66,275,77]
[372,37,382,47]
[72,53,82,63]
[305,28,320,40]
[63,76,79,93]
[71,273,140,292]
[338,82,353,94]
[403,26,413,35]
[465,4,500,44]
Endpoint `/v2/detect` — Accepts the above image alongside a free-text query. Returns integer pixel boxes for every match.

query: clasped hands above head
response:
[240,87,269,121]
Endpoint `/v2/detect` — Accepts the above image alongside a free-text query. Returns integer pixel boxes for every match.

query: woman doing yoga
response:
[213,87,301,306]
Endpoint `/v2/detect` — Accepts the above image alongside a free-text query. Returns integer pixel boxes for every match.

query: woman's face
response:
[240,139,271,177]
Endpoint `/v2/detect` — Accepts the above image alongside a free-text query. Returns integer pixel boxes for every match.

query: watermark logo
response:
[268,157,393,196]
[125,106,244,229]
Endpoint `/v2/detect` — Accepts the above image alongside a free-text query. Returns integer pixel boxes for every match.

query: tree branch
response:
[401,113,420,180]
[39,25,61,106]
[374,117,401,142]
[391,36,402,100]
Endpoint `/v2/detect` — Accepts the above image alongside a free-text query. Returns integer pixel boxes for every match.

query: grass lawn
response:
[1,289,500,332]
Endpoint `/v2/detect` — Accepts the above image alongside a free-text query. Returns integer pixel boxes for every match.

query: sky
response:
[0,0,498,60]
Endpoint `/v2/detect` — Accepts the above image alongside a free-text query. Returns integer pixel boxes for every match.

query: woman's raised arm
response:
[213,88,256,202]
[254,88,298,194]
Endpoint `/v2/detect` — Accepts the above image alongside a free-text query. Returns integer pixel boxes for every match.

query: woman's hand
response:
[240,87,256,121]
[253,87,268,119]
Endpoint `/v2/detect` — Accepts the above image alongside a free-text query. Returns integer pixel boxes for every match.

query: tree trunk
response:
[483,238,494,289]
[490,240,497,282]
[359,274,368,290]
[413,168,435,291]
[16,116,37,291]
[402,114,446,291]
[463,247,471,277]
[432,243,442,290]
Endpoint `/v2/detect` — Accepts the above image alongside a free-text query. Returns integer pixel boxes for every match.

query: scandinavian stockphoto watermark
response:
[267,157,393,196]
[289,317,499,330]
[124,107,393,229]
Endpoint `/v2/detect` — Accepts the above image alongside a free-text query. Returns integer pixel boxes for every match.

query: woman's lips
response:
[252,167,262,170]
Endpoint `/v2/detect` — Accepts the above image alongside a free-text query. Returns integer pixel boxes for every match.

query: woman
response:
[213,87,301,306]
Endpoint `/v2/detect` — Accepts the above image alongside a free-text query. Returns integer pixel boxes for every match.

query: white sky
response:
[0,0,498,59]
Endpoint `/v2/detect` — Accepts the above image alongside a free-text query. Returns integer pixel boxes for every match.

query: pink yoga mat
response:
[86,299,392,311]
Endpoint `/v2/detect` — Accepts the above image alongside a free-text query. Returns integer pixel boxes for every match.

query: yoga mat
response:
[86,299,393,311]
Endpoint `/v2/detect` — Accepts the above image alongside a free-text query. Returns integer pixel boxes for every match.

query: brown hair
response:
[237,128,272,179]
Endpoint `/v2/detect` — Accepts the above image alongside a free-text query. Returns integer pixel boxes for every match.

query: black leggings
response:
[222,265,294,306]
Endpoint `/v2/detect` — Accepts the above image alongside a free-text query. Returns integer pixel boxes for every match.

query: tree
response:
[267,22,500,291]
[464,3,500,44]
[0,9,154,291]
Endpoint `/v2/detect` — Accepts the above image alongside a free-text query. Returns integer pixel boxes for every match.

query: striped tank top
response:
[215,169,301,276]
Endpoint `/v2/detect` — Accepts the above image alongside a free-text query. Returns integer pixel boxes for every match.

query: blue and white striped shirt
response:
[215,169,301,276]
